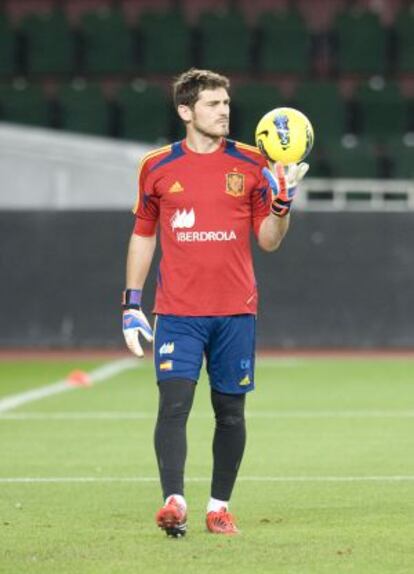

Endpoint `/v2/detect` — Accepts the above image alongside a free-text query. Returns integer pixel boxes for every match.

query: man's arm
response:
[257,213,290,252]
[126,232,157,288]
[122,233,157,357]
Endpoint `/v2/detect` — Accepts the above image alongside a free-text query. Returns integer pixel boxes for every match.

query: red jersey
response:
[133,138,272,316]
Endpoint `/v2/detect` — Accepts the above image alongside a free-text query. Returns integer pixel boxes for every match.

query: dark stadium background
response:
[1,0,413,349]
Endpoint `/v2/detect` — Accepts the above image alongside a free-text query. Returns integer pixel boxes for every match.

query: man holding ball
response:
[122,68,310,537]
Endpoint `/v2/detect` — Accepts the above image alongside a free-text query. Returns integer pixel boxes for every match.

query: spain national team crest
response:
[225,172,245,197]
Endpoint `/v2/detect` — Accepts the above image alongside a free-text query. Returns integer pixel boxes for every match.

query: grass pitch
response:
[0,355,414,574]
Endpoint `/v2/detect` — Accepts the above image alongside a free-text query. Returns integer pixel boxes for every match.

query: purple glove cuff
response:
[122,289,142,307]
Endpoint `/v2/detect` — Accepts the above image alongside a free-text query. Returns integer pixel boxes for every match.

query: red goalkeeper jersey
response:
[133,138,272,316]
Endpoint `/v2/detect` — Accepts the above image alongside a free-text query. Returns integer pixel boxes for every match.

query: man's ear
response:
[177,104,192,123]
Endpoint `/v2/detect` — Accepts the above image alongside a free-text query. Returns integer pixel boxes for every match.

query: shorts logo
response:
[240,359,251,369]
[226,172,245,197]
[170,208,195,230]
[239,375,250,387]
[160,360,173,371]
[159,342,174,355]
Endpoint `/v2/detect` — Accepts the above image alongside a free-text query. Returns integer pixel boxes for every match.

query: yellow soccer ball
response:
[255,107,314,165]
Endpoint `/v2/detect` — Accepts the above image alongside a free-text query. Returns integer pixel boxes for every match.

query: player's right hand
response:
[122,308,153,358]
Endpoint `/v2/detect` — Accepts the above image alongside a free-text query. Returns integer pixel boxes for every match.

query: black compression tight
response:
[210,389,246,501]
[154,379,246,502]
[154,379,195,500]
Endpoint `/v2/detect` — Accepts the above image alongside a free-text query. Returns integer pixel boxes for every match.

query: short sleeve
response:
[251,162,272,238]
[132,156,159,237]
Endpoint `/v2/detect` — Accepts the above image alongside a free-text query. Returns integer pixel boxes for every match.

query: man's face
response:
[183,88,230,138]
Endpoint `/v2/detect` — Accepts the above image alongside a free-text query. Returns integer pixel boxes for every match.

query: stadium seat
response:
[388,137,414,179]
[0,12,16,76]
[326,136,378,178]
[308,144,334,178]
[81,7,134,74]
[356,79,407,140]
[0,80,49,127]
[334,9,387,75]
[231,82,282,145]
[198,9,251,72]
[257,8,311,75]
[395,6,414,73]
[294,80,346,142]
[138,10,192,74]
[21,8,75,75]
[116,80,170,143]
[57,80,110,136]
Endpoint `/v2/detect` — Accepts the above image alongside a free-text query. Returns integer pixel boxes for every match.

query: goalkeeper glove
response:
[122,289,153,358]
[263,161,309,217]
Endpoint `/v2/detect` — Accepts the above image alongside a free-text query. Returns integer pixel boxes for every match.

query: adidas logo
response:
[169,181,184,193]
[239,375,250,387]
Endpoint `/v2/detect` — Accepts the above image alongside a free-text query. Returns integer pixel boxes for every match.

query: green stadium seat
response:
[356,79,407,140]
[334,9,387,75]
[308,145,334,178]
[232,82,281,145]
[116,80,170,143]
[388,137,414,179]
[326,136,378,178]
[81,7,134,74]
[198,10,251,73]
[58,80,110,136]
[294,81,346,142]
[395,7,414,73]
[257,9,311,75]
[139,10,192,74]
[0,12,16,76]
[21,8,75,75]
[0,80,49,127]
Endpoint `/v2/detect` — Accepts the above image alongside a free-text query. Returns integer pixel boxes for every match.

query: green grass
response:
[1,357,414,573]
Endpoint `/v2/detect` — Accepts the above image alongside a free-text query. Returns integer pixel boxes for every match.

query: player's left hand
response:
[263,161,309,217]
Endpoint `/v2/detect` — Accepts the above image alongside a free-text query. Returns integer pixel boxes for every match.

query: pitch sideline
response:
[0,358,139,413]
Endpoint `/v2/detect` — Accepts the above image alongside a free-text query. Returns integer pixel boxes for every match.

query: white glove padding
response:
[263,161,309,217]
[263,161,309,201]
[122,308,153,358]
[285,162,309,188]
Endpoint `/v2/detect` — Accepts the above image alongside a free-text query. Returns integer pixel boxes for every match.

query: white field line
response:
[0,475,414,484]
[0,358,139,413]
[1,409,414,420]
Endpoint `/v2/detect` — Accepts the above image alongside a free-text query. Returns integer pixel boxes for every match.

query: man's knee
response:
[157,379,195,420]
[211,391,246,428]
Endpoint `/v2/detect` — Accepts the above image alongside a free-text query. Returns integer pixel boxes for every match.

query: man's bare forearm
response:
[126,233,157,289]
[257,213,290,252]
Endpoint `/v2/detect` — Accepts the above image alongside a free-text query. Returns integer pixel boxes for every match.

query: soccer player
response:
[122,69,308,537]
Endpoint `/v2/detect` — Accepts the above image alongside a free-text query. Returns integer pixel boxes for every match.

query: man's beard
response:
[193,120,229,138]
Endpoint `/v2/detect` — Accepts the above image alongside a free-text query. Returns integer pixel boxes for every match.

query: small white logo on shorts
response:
[160,342,175,355]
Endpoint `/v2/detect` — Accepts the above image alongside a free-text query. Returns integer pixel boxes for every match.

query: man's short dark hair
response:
[173,68,230,109]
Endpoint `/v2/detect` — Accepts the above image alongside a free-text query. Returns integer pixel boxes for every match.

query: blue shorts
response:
[154,314,256,394]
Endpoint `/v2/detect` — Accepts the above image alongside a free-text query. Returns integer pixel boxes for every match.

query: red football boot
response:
[155,496,187,538]
[206,507,239,535]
